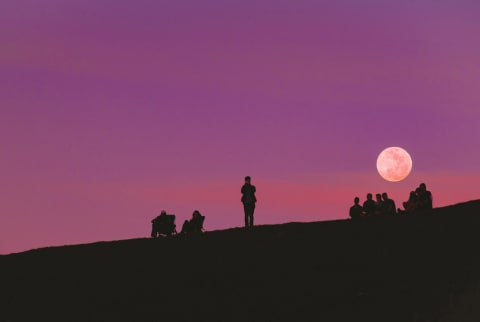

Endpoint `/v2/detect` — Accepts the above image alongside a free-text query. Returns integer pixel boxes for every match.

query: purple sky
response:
[1,0,480,254]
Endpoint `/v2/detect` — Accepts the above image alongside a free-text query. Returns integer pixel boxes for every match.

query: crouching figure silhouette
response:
[151,210,177,237]
[181,210,205,235]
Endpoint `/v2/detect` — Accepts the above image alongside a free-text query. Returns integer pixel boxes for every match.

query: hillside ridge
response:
[1,199,480,322]
[3,199,480,258]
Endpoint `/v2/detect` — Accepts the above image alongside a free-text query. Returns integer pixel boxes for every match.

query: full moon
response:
[376,146,413,182]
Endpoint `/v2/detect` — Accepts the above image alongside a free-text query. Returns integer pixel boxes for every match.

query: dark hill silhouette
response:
[2,200,480,322]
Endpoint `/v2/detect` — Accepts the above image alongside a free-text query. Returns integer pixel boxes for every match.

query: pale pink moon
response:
[376,147,413,182]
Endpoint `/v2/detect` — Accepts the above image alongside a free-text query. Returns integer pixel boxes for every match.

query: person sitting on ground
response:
[362,193,375,217]
[181,210,205,234]
[399,190,419,214]
[374,193,383,216]
[349,197,363,219]
[381,192,397,216]
[417,183,433,211]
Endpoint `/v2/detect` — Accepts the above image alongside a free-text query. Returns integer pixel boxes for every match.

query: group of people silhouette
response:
[150,176,258,237]
[349,183,433,219]
[151,178,434,237]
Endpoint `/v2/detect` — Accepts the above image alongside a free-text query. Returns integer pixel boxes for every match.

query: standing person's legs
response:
[248,212,254,226]
[243,203,255,227]
[243,203,249,227]
[244,203,255,227]
[249,205,255,226]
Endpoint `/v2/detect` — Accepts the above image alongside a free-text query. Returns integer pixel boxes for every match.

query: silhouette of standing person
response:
[241,176,257,227]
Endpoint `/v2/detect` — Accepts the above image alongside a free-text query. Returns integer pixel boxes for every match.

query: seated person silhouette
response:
[151,210,177,238]
[417,183,433,211]
[381,192,397,216]
[362,193,375,217]
[349,197,363,219]
[399,190,419,214]
[181,210,205,235]
[374,193,383,216]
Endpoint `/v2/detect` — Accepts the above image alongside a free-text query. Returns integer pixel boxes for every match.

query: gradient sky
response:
[1,0,480,254]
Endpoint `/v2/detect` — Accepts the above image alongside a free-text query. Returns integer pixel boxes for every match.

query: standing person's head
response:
[382,192,389,200]
[366,193,373,200]
[244,176,251,184]
[354,197,360,205]
[376,193,382,202]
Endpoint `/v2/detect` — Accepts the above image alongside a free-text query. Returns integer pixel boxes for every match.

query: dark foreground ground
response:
[2,200,480,322]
